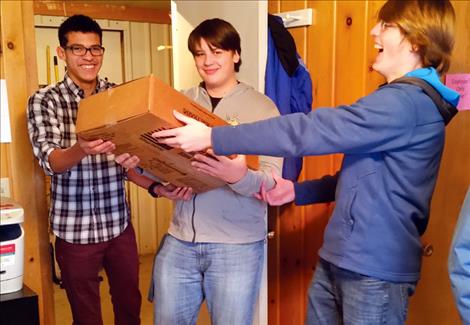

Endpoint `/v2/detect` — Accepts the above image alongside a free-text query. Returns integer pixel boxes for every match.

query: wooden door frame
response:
[0,1,54,324]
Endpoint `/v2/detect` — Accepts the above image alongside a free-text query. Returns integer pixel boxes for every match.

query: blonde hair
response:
[378,0,455,74]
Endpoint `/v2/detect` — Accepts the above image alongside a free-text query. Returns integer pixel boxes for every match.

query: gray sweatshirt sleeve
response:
[228,154,282,197]
[227,88,283,197]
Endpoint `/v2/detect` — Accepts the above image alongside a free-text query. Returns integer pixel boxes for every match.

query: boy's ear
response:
[233,50,240,64]
[56,46,66,61]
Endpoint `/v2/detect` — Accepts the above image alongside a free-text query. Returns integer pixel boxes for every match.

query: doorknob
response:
[422,243,434,257]
[267,231,276,239]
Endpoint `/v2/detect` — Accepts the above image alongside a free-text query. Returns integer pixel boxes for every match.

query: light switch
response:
[0,177,11,198]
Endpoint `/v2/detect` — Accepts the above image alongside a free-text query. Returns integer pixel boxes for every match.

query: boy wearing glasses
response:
[27,15,141,324]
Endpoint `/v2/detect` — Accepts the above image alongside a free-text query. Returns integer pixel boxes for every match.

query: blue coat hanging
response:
[265,14,313,181]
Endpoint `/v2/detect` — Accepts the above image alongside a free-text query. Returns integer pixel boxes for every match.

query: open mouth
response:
[374,44,384,53]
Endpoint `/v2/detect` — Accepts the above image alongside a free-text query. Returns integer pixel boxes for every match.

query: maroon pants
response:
[55,224,141,325]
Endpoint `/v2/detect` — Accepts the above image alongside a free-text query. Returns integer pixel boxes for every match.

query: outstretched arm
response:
[256,171,338,206]
[156,87,417,158]
[255,170,295,206]
[152,110,212,152]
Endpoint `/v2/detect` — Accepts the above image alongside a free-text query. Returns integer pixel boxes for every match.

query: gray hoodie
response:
[167,82,282,244]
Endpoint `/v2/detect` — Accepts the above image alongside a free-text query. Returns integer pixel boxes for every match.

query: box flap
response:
[76,76,152,133]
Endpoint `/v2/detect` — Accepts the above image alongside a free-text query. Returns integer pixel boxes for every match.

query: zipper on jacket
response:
[191,194,197,242]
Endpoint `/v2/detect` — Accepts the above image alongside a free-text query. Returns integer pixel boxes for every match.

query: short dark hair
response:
[188,18,242,72]
[58,14,102,47]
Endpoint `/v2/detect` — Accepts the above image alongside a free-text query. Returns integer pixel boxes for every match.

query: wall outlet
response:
[0,177,11,198]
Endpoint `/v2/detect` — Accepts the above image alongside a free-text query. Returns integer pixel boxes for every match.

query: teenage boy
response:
[28,15,143,325]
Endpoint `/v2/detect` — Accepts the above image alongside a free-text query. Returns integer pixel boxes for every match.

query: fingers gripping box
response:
[76,75,257,193]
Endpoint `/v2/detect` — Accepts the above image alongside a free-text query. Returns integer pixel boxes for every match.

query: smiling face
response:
[193,38,240,96]
[370,21,423,82]
[57,31,103,90]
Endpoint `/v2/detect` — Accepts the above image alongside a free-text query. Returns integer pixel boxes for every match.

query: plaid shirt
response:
[27,74,130,244]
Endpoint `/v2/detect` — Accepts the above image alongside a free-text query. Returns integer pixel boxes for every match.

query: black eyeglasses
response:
[64,45,105,56]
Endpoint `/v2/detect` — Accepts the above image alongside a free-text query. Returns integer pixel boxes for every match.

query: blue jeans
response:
[306,259,416,325]
[151,234,264,325]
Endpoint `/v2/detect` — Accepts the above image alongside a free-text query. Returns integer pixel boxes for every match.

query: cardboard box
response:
[76,75,257,193]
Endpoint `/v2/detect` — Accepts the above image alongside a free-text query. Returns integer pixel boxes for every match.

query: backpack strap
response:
[388,77,458,125]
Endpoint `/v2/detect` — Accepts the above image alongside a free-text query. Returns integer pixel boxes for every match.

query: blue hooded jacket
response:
[265,15,312,181]
[212,67,460,282]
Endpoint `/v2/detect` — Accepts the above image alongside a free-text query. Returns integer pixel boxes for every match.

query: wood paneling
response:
[0,2,54,324]
[268,1,340,324]
[307,0,336,108]
[270,2,310,324]
[150,23,173,86]
[280,1,308,59]
[0,48,10,179]
[129,185,172,255]
[125,21,173,256]
[408,2,470,324]
[335,1,367,105]
[301,1,339,321]
[0,145,10,178]
[33,0,171,24]
[268,0,470,324]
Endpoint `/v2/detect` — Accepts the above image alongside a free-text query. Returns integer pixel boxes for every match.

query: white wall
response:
[171,0,267,92]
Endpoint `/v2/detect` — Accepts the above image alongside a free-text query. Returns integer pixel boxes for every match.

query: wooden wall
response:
[267,1,470,324]
[122,20,173,255]
[0,2,54,324]
[33,1,170,24]
[410,1,470,324]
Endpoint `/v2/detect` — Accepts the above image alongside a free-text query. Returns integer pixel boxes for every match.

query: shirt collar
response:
[63,73,107,98]
[198,81,241,99]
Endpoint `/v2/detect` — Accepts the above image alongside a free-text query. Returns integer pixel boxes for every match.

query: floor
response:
[54,254,210,324]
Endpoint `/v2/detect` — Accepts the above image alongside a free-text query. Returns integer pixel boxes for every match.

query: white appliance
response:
[0,197,24,294]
